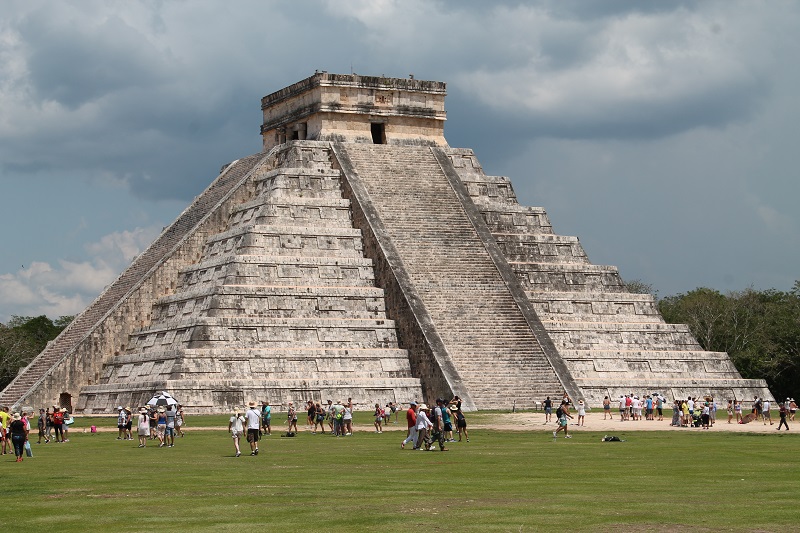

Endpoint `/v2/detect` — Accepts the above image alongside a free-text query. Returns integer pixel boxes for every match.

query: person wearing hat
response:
[401,402,418,449]
[245,401,261,455]
[777,402,790,431]
[450,403,469,442]
[60,408,72,443]
[430,399,449,451]
[116,406,127,440]
[9,412,27,462]
[137,407,150,447]
[156,407,168,447]
[414,404,433,450]
[789,398,797,421]
[229,408,246,457]
[51,407,65,443]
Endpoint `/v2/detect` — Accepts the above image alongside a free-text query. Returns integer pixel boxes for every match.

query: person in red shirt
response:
[400,402,418,449]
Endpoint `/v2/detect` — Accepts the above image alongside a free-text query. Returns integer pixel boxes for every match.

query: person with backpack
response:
[52,407,65,443]
[552,400,573,439]
[429,398,449,451]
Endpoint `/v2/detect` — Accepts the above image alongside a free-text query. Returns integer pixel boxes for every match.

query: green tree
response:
[0,315,73,390]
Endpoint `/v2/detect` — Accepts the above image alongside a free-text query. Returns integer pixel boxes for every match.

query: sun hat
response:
[418,403,429,411]
[157,406,166,413]
[12,412,21,421]
[139,407,147,414]
[248,401,256,407]
[448,405,458,411]
[60,408,68,413]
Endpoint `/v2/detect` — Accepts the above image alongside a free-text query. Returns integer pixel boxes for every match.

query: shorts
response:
[157,424,166,438]
[316,415,325,422]
[545,407,552,414]
[231,430,242,439]
[247,428,260,443]
[444,422,452,431]
[657,408,663,415]
[165,427,174,437]
[138,426,149,436]
[457,420,467,429]
[603,405,610,411]
[558,417,567,427]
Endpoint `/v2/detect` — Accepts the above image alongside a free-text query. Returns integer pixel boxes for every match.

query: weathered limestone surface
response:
[445,147,773,405]
[75,143,421,413]
[335,144,574,409]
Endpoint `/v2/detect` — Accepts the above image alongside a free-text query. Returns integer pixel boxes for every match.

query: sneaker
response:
[441,448,449,452]
[565,435,572,439]
[401,441,405,449]
[235,452,241,457]
[254,448,259,455]
[466,439,469,442]
[553,431,557,437]
[250,451,256,456]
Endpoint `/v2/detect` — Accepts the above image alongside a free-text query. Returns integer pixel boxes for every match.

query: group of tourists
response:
[116,404,186,448]
[400,396,468,451]
[0,405,73,462]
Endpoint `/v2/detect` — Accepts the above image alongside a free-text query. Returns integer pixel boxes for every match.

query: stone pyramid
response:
[1,72,772,413]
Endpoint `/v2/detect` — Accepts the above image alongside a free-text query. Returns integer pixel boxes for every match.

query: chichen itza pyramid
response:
[1,72,772,413]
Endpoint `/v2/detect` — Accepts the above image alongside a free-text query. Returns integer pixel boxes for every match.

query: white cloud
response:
[0,226,160,322]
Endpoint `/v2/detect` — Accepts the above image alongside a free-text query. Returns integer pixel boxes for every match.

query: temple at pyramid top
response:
[260,72,448,150]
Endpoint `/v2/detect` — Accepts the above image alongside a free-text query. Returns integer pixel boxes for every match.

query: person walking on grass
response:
[137,408,149,448]
[401,402,418,449]
[415,404,433,450]
[790,399,797,422]
[9,413,27,462]
[428,399,449,452]
[553,401,573,439]
[727,400,734,424]
[229,409,246,457]
[261,401,272,436]
[37,409,47,444]
[777,403,789,431]
[156,407,167,447]
[175,405,185,437]
[116,407,127,440]
[245,401,261,455]
[344,398,354,436]
[165,406,176,448]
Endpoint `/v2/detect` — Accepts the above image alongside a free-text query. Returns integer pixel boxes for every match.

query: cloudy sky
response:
[1,0,798,322]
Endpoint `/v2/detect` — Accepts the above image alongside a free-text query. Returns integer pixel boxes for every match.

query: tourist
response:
[0,405,10,455]
[9,412,27,462]
[156,407,167,447]
[313,402,326,434]
[415,404,433,450]
[681,399,689,427]
[735,400,743,423]
[688,397,695,420]
[149,406,158,439]
[137,407,149,447]
[670,400,681,426]
[389,401,398,424]
[656,395,664,421]
[401,402,418,449]
[709,398,717,426]
[51,406,65,443]
[441,401,454,441]
[576,400,586,426]
[175,405,185,437]
[62,408,71,442]
[37,408,47,444]
[325,400,334,433]
[429,399,449,451]
[373,403,383,433]
[261,401,272,436]
[229,408,246,457]
[343,398,354,436]
[165,406,176,447]
[626,394,633,420]
[332,400,344,436]
[452,404,469,442]
[789,398,797,421]
[21,411,32,458]
[287,402,298,433]
[619,396,626,421]
[645,396,653,421]
[553,401,573,439]
[117,406,127,440]
[777,403,789,431]
[701,402,710,429]
[727,400,734,424]
[602,396,612,420]
[306,400,315,431]
[44,407,52,442]
[245,401,261,455]
[543,396,553,424]
[753,396,762,420]
[762,398,772,425]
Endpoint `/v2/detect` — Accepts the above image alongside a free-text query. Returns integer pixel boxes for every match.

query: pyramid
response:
[1,72,772,413]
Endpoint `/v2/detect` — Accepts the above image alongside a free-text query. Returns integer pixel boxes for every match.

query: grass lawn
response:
[8,413,799,532]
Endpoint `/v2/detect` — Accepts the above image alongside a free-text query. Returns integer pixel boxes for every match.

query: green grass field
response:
[8,413,799,532]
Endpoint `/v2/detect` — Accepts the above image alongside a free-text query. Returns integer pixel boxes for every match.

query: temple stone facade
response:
[1,72,772,413]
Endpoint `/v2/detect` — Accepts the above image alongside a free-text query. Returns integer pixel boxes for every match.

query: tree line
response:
[628,280,800,401]
[0,281,798,399]
[0,315,73,391]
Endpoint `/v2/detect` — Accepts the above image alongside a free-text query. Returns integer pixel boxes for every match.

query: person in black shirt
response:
[9,413,27,462]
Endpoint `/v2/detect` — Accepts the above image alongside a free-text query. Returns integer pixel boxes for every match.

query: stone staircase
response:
[445,147,772,405]
[76,142,421,413]
[0,152,267,410]
[337,144,565,408]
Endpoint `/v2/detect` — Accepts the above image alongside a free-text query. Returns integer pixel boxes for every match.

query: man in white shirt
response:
[763,399,772,425]
[415,404,433,450]
[245,401,262,455]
